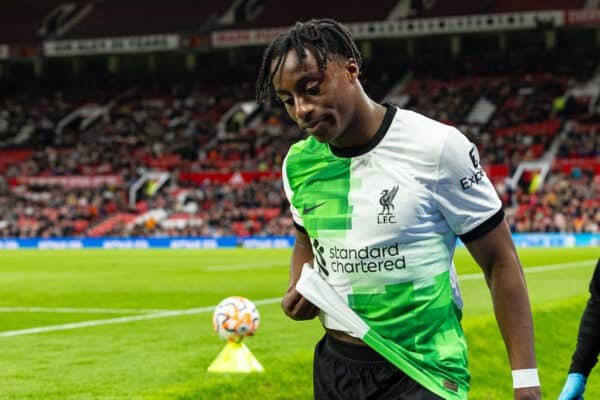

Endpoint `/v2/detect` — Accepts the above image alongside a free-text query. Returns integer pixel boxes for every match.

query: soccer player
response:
[558,258,600,400]
[256,19,541,400]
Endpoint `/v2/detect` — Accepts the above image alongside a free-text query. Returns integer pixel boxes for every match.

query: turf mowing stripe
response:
[0,307,170,314]
[459,259,597,282]
[203,262,286,271]
[0,297,283,338]
[1,259,596,338]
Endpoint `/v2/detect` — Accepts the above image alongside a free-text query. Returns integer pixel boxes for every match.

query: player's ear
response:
[344,58,359,83]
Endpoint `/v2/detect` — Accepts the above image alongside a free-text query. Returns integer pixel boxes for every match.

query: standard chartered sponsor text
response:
[328,243,406,274]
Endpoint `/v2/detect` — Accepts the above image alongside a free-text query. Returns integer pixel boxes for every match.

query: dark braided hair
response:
[256,19,362,104]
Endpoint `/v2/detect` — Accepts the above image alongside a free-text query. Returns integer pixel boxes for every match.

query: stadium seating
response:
[1,0,596,45]
[0,0,68,43]
[491,0,585,13]
[216,0,399,29]
[558,122,600,159]
[401,0,586,19]
[409,0,493,19]
[0,150,33,173]
[0,42,598,237]
[63,0,233,39]
[505,170,599,233]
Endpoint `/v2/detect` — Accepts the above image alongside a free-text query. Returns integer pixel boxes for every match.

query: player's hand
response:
[558,373,586,400]
[514,386,541,400]
[281,285,319,320]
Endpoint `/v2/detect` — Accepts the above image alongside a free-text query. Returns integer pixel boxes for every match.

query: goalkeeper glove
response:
[558,373,586,400]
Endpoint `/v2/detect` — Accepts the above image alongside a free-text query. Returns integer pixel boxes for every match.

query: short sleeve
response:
[282,154,306,232]
[432,127,503,242]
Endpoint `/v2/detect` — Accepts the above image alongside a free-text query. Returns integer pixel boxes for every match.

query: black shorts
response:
[313,334,444,400]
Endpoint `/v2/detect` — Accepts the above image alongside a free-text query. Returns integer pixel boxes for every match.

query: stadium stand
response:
[1,47,599,237]
[408,0,494,19]
[491,0,586,13]
[505,170,599,233]
[214,0,399,29]
[0,1,598,237]
[0,79,307,237]
[0,0,69,44]
[0,0,233,43]
[397,0,586,19]
[62,0,233,39]
[1,0,595,44]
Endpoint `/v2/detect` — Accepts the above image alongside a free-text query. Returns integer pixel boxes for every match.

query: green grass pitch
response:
[0,248,598,399]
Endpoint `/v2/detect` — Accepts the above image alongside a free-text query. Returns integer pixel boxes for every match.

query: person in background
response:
[558,258,600,400]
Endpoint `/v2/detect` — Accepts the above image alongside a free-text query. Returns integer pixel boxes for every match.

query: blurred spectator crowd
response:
[505,170,599,233]
[0,51,598,237]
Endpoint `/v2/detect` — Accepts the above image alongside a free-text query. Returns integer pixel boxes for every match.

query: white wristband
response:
[512,368,540,389]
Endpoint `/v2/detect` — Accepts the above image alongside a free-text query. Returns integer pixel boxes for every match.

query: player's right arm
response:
[281,229,320,320]
[280,149,319,320]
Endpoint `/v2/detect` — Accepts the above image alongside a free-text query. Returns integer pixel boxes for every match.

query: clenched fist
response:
[282,285,320,320]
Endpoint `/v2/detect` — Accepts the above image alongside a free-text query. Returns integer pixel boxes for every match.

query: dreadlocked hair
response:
[256,18,362,104]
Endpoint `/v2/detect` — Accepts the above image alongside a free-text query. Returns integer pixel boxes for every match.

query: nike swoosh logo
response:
[303,202,327,214]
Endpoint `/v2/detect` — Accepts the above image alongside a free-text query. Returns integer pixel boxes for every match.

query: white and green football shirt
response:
[282,104,503,400]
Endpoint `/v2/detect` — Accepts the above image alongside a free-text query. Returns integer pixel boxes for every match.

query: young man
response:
[256,19,541,400]
[559,258,600,400]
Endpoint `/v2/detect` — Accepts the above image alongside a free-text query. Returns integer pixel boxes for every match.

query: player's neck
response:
[330,96,386,149]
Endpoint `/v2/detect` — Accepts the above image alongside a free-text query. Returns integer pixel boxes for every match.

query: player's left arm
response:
[432,125,540,398]
[465,220,541,400]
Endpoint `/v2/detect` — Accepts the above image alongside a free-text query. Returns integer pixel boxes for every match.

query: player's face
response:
[271,48,356,144]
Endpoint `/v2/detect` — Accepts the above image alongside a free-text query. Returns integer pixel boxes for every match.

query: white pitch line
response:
[0,297,282,338]
[0,307,170,314]
[459,259,598,282]
[1,259,596,338]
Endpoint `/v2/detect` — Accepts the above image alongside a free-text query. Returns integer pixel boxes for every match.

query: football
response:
[212,296,260,342]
